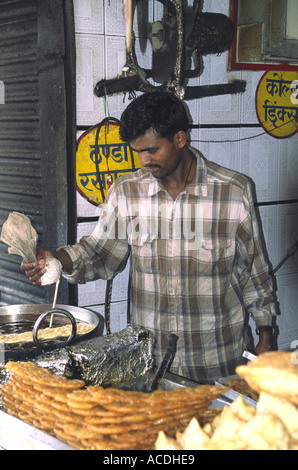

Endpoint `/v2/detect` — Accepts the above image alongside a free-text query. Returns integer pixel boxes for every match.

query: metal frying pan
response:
[0,304,104,361]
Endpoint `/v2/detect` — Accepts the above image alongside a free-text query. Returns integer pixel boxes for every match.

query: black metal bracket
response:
[94,0,246,101]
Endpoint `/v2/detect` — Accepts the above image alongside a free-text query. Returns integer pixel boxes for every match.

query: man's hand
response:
[21,248,53,286]
[21,247,73,286]
[254,329,273,355]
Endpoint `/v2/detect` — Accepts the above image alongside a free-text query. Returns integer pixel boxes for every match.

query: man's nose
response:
[139,152,151,166]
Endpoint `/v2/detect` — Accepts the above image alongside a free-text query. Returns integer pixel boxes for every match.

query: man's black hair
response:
[119,91,189,142]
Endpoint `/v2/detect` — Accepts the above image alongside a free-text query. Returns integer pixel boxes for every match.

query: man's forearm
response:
[254,326,273,355]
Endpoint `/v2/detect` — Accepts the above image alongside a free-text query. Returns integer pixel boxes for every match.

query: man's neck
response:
[161,150,196,200]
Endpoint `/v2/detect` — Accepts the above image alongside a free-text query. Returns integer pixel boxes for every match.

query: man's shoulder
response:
[205,158,249,190]
[112,168,149,188]
[107,168,152,198]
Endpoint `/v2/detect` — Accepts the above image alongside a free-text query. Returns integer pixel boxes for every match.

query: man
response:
[22,92,277,384]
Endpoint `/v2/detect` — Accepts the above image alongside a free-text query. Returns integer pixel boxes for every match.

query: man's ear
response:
[174,130,187,149]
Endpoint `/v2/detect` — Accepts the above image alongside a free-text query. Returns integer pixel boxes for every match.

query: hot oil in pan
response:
[0,314,73,352]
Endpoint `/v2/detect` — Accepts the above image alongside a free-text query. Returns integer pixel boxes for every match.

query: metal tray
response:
[0,303,104,361]
[114,371,200,392]
[114,371,256,408]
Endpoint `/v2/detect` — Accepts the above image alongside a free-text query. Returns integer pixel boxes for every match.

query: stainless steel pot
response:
[0,303,104,360]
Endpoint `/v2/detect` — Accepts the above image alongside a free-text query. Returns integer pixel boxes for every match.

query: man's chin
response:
[146,167,163,178]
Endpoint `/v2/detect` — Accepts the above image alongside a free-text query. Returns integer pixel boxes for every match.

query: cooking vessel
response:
[0,304,104,361]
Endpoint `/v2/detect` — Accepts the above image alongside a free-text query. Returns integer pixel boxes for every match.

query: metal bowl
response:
[0,303,104,360]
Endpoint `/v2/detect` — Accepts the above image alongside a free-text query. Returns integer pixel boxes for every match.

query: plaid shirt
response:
[63,149,277,383]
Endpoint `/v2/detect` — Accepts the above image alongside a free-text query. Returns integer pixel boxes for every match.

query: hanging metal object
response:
[94,0,246,101]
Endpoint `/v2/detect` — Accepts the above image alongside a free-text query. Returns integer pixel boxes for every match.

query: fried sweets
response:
[0,361,225,450]
[0,323,95,345]
[236,351,298,405]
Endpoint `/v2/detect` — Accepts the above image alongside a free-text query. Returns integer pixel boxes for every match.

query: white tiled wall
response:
[74,0,298,349]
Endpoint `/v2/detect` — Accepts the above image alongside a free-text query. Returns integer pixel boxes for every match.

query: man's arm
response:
[22,186,130,286]
[236,181,277,355]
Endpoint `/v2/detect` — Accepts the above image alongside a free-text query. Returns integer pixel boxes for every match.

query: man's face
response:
[129,129,183,180]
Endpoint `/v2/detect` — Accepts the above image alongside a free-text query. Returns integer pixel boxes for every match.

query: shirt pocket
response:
[128,233,235,276]
[187,236,235,276]
[128,232,157,273]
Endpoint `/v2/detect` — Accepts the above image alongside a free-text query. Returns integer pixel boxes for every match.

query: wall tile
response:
[186,98,200,133]
[108,300,130,334]
[239,129,279,203]
[199,53,242,124]
[241,70,265,124]
[88,301,129,334]
[76,33,105,125]
[73,0,104,35]
[104,1,125,37]
[196,127,241,173]
[207,0,230,15]
[103,35,131,120]
[78,277,106,306]
[76,191,100,218]
[77,271,129,310]
[77,220,97,240]
[105,36,126,78]
[77,275,129,334]
[278,133,298,201]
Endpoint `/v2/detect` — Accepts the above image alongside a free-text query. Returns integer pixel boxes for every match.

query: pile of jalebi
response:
[0,361,225,450]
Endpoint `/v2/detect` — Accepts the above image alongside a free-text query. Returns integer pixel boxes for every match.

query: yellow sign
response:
[256,71,298,139]
[76,118,141,206]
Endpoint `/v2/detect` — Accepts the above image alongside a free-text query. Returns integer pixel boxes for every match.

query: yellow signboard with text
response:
[76,118,141,206]
[256,71,298,139]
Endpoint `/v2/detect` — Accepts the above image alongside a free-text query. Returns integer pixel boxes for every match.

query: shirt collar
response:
[187,147,208,197]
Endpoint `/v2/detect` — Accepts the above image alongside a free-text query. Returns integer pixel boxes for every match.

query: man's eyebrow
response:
[130,145,158,153]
